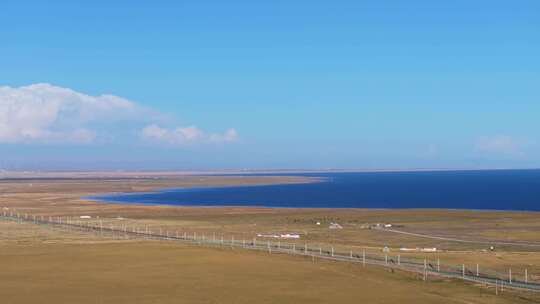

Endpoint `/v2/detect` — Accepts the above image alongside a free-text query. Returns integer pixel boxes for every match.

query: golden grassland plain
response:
[1,175,540,303]
[1,221,538,304]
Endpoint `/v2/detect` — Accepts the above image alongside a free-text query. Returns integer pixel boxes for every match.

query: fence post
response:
[363,250,366,267]
[462,264,465,278]
[437,258,440,272]
[476,264,479,277]
[398,254,400,266]
[509,269,512,284]
[385,254,388,265]
[525,269,528,284]
[331,247,334,257]
[424,259,427,281]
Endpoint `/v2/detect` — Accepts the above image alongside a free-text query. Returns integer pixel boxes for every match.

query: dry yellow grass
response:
[0,221,537,304]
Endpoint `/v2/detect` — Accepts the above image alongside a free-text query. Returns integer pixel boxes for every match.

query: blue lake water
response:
[92,170,540,211]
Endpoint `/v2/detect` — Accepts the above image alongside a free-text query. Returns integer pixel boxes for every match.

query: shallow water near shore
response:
[92,169,540,211]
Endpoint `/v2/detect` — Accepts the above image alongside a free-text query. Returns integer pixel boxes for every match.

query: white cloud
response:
[0,83,238,146]
[142,124,238,145]
[0,83,139,143]
[475,135,531,156]
[209,128,239,143]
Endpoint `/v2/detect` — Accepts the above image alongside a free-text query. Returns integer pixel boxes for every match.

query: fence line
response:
[2,211,539,293]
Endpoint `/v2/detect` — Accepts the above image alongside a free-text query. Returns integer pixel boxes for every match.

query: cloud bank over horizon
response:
[142,124,238,145]
[475,135,535,157]
[0,83,536,169]
[0,83,238,147]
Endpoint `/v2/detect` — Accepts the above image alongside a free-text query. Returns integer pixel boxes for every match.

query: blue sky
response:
[0,1,539,170]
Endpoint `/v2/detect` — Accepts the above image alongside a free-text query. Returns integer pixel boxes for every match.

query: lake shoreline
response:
[86,170,540,212]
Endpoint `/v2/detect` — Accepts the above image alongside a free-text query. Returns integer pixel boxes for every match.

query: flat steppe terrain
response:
[1,175,540,303]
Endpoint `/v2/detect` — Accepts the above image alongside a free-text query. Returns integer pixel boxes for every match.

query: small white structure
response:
[400,247,418,252]
[384,224,393,228]
[316,222,321,225]
[400,247,437,252]
[256,233,301,239]
[280,233,300,239]
[329,222,343,229]
[79,215,91,219]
